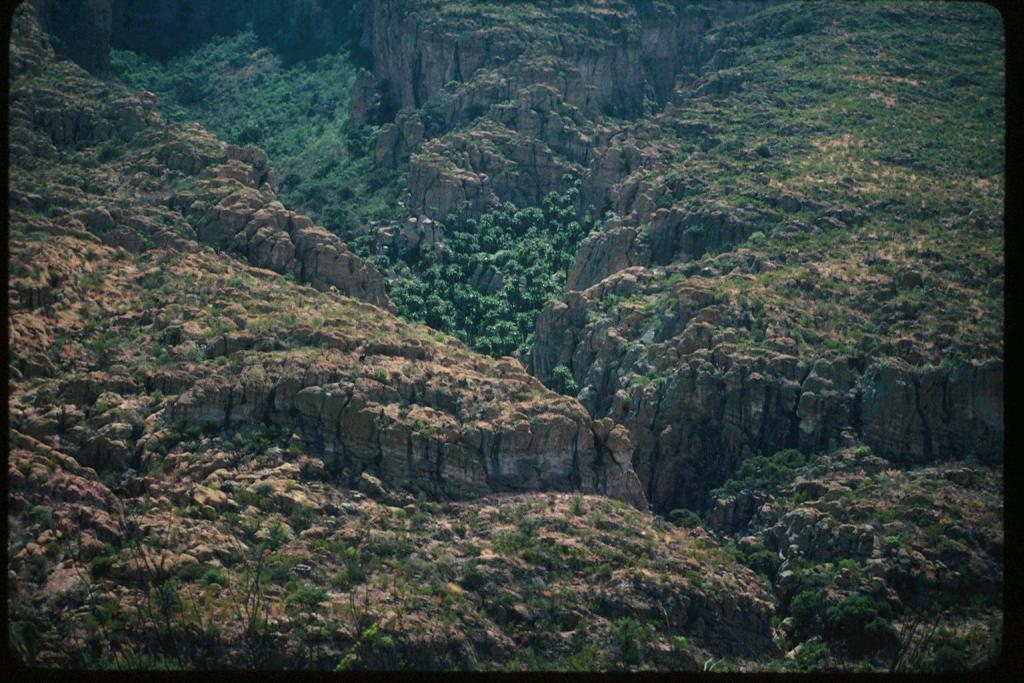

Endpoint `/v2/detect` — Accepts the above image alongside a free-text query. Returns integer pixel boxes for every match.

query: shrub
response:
[289,506,315,531]
[745,549,782,581]
[773,449,806,468]
[712,449,810,498]
[612,618,653,666]
[267,520,290,550]
[27,505,53,528]
[824,595,898,656]
[791,639,829,671]
[789,590,827,641]
[570,493,585,516]
[176,562,206,582]
[97,143,120,163]
[460,562,487,590]
[780,14,814,37]
[286,584,328,612]
[550,364,578,396]
[152,579,183,619]
[90,555,115,578]
[668,509,702,529]
[862,617,900,655]
[202,567,229,586]
[925,644,972,672]
[266,555,302,583]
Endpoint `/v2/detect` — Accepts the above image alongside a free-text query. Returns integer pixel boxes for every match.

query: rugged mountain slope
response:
[9,0,649,515]
[6,4,732,669]
[356,0,765,224]
[527,0,1004,511]
[106,1,776,358]
[7,0,1005,673]
[703,446,1002,671]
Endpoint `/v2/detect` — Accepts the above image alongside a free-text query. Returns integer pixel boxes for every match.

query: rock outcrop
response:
[704,448,1002,621]
[406,122,580,224]
[161,350,646,508]
[860,359,1003,464]
[347,1,766,225]
[7,1,645,511]
[565,203,772,291]
[191,146,393,309]
[9,5,391,312]
[529,266,1003,512]
[355,1,763,129]
[526,1,1004,513]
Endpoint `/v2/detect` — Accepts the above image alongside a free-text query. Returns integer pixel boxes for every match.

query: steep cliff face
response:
[355,0,764,126]
[566,198,772,292]
[348,0,765,224]
[159,347,646,508]
[530,270,1002,512]
[29,0,112,72]
[109,0,369,61]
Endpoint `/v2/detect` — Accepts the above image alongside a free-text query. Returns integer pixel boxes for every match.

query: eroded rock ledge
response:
[529,270,1002,512]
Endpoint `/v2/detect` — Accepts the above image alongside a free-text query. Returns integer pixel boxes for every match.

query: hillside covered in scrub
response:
[8,0,1004,673]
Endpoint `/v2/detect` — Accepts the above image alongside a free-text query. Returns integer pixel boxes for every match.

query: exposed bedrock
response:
[529,283,1003,512]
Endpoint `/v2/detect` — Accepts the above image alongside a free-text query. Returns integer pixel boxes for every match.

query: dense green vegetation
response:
[110,31,407,238]
[711,449,810,498]
[549,365,579,396]
[110,33,599,360]
[384,180,597,357]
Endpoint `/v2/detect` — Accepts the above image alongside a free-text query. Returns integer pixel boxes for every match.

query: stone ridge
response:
[10,5,391,311]
[7,2,647,510]
[190,145,393,310]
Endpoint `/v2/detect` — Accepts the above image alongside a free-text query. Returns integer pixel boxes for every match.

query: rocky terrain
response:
[526,0,1004,512]
[703,446,1002,671]
[8,0,1004,673]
